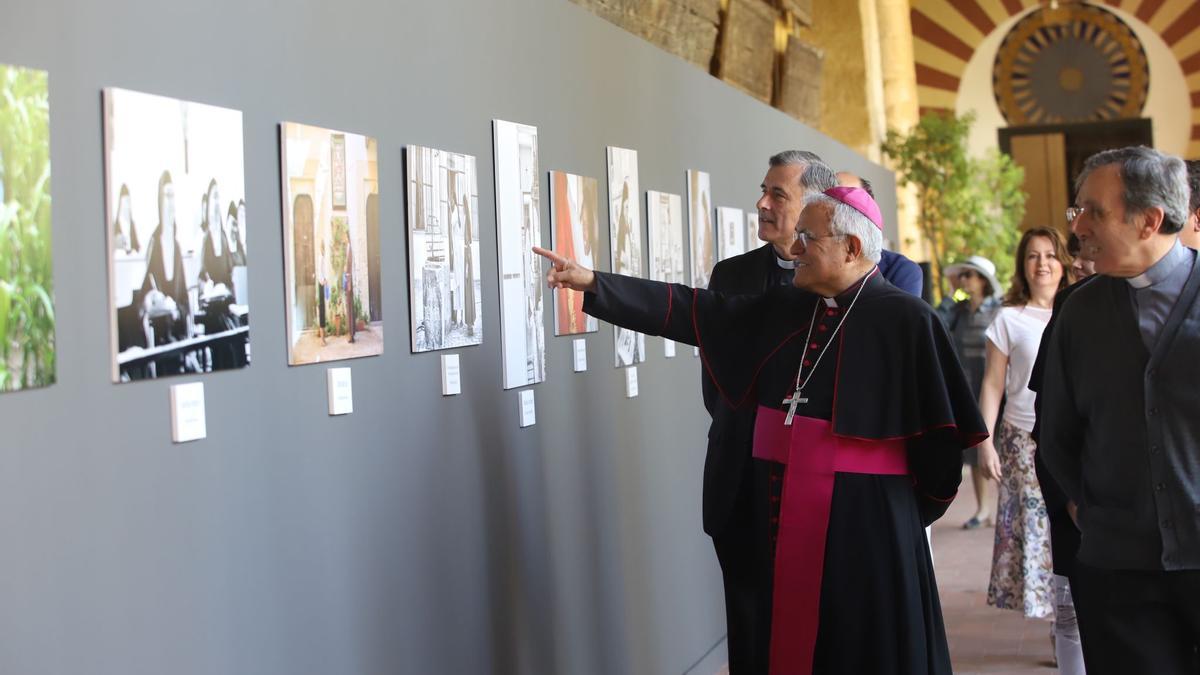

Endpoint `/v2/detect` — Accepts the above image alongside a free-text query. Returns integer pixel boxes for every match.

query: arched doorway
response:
[293,194,316,330]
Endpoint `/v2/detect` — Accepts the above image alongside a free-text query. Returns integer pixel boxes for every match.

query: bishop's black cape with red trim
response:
[583,269,988,675]
[584,270,986,517]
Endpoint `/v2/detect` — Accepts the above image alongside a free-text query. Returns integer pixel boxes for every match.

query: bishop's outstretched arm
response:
[535,246,764,405]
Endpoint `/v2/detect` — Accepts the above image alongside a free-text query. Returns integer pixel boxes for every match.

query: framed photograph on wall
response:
[548,170,600,336]
[0,63,54,393]
[686,169,715,289]
[493,119,547,388]
[405,145,483,353]
[280,122,382,366]
[103,87,250,382]
[607,146,645,368]
[717,206,745,261]
[646,190,685,285]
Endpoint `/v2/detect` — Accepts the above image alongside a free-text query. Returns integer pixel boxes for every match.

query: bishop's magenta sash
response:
[753,405,908,675]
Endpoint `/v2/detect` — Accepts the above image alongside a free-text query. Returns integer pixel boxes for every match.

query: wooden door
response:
[1010,133,1069,234]
[999,118,1153,236]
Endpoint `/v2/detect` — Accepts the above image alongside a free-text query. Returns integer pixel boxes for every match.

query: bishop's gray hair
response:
[1075,146,1189,234]
[806,194,882,264]
[768,150,837,196]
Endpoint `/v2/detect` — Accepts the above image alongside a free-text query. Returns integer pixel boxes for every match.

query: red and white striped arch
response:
[911,0,1200,158]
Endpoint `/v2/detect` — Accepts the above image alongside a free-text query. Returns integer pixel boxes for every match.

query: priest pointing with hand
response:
[534,186,986,675]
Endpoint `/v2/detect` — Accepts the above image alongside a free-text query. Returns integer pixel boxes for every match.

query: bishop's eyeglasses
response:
[793,229,845,247]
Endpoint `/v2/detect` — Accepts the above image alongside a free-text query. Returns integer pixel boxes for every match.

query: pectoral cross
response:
[782,390,808,426]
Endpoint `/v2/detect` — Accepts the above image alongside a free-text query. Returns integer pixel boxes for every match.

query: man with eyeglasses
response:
[1040,146,1200,674]
[700,150,837,674]
[534,185,984,675]
[699,157,927,674]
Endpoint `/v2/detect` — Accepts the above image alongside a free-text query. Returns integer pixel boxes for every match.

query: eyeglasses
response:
[1065,206,1088,223]
[793,229,844,247]
[957,270,977,280]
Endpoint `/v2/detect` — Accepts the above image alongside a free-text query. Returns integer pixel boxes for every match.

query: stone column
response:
[875,0,927,261]
[796,0,872,156]
[859,0,887,164]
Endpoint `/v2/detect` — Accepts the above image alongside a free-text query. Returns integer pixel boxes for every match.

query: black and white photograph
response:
[718,206,745,260]
[686,169,714,289]
[493,119,546,388]
[104,88,249,382]
[646,190,685,285]
[607,146,645,367]
[406,145,482,353]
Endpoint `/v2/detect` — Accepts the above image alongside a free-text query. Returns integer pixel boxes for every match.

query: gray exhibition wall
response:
[0,1,897,674]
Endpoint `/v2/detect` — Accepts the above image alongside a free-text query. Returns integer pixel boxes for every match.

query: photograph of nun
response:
[104,88,250,382]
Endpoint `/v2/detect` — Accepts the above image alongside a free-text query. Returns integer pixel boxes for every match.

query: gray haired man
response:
[702,149,836,674]
[534,185,984,674]
[1041,146,1200,674]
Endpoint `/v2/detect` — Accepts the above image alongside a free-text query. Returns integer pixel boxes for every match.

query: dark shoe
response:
[963,516,984,530]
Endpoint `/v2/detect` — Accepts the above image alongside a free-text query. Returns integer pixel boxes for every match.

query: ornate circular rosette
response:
[993,4,1149,125]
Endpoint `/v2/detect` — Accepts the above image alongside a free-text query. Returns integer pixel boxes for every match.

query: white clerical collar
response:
[775,252,796,270]
[1127,239,1187,290]
[822,267,880,308]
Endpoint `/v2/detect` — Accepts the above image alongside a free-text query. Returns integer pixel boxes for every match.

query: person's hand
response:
[141,289,160,308]
[978,439,1002,481]
[143,289,175,314]
[533,247,596,293]
[202,282,231,301]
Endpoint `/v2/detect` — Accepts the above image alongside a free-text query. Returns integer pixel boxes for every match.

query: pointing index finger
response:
[532,246,568,267]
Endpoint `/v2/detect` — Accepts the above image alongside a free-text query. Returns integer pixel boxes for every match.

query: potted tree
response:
[882,112,1026,299]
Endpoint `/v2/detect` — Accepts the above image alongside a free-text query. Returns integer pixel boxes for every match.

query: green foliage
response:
[323,216,366,335]
[353,293,366,326]
[327,217,347,334]
[0,65,54,391]
[881,112,1026,299]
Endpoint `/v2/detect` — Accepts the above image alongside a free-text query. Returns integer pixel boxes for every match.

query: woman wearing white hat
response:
[938,255,1002,529]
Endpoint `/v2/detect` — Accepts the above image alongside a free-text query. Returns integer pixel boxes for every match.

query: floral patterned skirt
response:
[986,419,1055,619]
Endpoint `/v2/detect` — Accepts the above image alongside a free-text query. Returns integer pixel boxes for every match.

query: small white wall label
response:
[327,367,354,415]
[441,354,462,396]
[519,389,537,428]
[169,382,207,443]
[572,339,588,373]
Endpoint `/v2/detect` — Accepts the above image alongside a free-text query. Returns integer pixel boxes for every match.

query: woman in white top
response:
[979,227,1081,672]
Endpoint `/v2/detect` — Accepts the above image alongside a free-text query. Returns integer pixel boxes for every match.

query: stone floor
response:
[935,473,1057,674]
[289,322,384,363]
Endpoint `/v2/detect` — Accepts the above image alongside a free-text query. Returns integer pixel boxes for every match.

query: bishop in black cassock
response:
[536,186,985,675]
